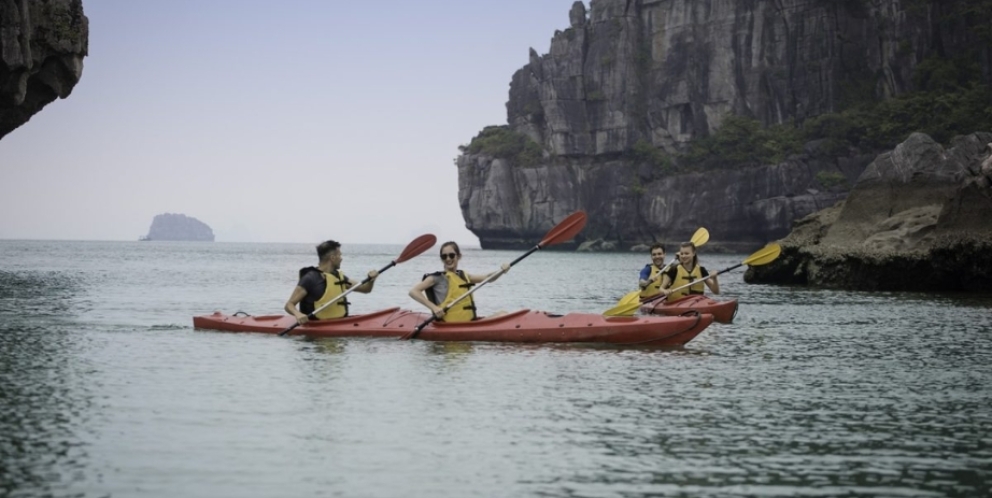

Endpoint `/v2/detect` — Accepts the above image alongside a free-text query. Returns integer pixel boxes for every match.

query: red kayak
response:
[639,295,738,324]
[193,307,715,347]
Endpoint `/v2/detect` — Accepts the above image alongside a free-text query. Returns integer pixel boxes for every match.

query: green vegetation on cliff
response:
[667,0,992,171]
[460,126,543,167]
[681,54,990,170]
[630,139,673,172]
[681,116,804,169]
[463,1,990,173]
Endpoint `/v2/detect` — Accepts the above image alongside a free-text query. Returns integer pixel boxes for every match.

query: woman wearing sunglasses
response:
[408,241,510,322]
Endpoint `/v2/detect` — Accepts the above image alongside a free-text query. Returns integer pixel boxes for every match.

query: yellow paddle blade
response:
[743,243,782,266]
[603,300,641,317]
[603,290,642,316]
[690,227,709,247]
[616,290,640,307]
[604,228,709,317]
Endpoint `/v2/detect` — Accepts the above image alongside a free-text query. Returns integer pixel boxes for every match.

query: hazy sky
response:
[0,0,580,244]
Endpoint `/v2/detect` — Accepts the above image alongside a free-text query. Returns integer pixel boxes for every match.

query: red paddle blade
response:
[539,211,588,248]
[395,234,437,263]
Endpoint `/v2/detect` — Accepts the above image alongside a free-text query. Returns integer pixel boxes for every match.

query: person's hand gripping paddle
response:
[603,227,709,317]
[279,234,437,336]
[606,243,782,317]
[401,211,588,340]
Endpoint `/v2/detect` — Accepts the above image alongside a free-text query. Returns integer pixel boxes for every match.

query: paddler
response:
[284,240,379,325]
[408,241,510,322]
[638,243,670,300]
[661,241,720,300]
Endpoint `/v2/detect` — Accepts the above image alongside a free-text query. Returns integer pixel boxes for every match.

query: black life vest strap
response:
[455,270,475,289]
[328,270,350,316]
[680,273,703,295]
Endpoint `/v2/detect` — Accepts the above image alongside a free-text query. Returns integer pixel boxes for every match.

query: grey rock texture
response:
[508,0,979,155]
[1,0,88,140]
[459,146,872,251]
[745,132,992,291]
[459,0,988,250]
[145,214,215,242]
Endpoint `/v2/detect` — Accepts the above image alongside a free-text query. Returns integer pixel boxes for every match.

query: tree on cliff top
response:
[459,126,543,167]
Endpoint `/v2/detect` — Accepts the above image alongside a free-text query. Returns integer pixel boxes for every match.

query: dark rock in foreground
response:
[746,132,992,291]
[144,213,214,242]
[0,0,88,140]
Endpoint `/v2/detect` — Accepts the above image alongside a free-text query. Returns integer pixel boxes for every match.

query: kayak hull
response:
[639,295,738,324]
[192,307,714,346]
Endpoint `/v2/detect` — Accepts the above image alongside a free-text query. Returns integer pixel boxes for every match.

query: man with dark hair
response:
[637,243,670,299]
[284,240,379,324]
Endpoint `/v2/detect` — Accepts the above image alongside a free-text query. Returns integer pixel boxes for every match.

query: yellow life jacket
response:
[668,264,705,300]
[425,270,476,322]
[639,264,668,299]
[312,270,351,319]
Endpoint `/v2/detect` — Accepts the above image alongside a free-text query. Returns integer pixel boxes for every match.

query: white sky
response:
[0,0,580,244]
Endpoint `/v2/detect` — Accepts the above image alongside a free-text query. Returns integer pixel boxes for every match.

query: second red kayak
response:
[639,295,738,324]
[193,307,715,347]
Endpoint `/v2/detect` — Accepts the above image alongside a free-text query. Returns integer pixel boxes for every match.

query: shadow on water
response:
[0,271,91,496]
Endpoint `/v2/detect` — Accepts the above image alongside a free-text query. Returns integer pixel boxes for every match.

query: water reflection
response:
[307,337,347,356]
[428,341,475,357]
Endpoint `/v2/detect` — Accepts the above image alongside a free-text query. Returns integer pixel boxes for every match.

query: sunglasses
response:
[440,253,458,260]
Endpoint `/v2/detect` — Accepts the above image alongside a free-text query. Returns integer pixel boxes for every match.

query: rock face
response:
[144,214,215,242]
[458,0,987,250]
[459,147,871,251]
[745,132,992,291]
[0,0,88,140]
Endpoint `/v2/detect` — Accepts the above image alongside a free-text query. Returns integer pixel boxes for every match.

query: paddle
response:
[604,242,782,317]
[278,234,437,337]
[605,227,710,316]
[401,211,588,340]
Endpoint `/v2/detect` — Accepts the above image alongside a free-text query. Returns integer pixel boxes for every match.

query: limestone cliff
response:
[458,147,872,251]
[144,214,215,242]
[458,0,989,250]
[0,0,88,140]
[745,132,992,291]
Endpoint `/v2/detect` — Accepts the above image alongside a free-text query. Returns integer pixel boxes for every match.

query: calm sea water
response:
[1,240,990,498]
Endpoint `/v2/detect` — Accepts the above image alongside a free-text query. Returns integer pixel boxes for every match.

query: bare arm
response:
[409,275,444,318]
[352,269,380,294]
[660,274,674,296]
[284,286,309,324]
[469,263,510,284]
[704,272,720,295]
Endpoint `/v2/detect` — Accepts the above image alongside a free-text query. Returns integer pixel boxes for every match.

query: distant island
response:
[141,213,214,241]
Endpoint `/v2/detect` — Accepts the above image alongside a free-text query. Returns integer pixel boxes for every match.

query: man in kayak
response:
[284,240,379,325]
[408,241,510,322]
[638,243,670,300]
[660,241,720,300]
